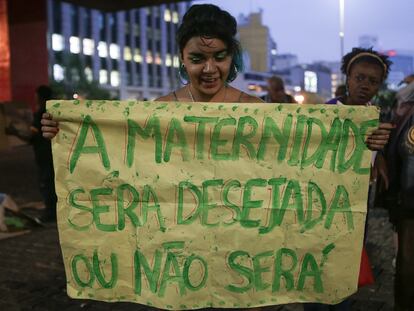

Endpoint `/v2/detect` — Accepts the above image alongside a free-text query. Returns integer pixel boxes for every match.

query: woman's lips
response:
[200,77,219,88]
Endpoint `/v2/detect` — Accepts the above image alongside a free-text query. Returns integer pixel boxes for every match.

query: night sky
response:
[195,0,414,63]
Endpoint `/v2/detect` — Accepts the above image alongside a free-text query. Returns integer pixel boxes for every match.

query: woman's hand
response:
[41,113,59,139]
[365,122,394,151]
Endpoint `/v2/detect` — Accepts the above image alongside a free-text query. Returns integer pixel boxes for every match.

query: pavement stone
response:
[0,145,396,311]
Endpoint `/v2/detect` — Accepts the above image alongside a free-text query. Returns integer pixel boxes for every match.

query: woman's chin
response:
[199,83,224,95]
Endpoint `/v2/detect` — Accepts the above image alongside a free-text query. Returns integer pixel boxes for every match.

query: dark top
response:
[31,107,53,169]
[385,101,414,217]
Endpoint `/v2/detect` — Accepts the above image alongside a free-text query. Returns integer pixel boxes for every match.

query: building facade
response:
[274,63,332,101]
[384,50,414,89]
[238,11,275,73]
[47,0,191,100]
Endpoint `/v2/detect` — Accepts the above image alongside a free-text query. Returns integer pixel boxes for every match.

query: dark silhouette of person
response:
[6,85,57,222]
[334,84,347,98]
[264,76,296,103]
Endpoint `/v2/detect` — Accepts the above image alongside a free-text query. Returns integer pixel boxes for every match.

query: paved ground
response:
[0,145,396,311]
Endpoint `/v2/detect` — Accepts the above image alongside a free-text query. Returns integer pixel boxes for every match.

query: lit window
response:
[99,69,108,84]
[53,64,64,81]
[52,34,64,51]
[110,71,120,87]
[84,67,93,82]
[146,51,153,64]
[173,55,179,68]
[134,49,142,63]
[165,54,172,67]
[172,11,179,24]
[124,47,132,61]
[83,38,95,56]
[164,9,171,22]
[98,42,108,58]
[69,36,80,54]
[109,43,120,59]
[155,53,162,65]
[304,71,318,93]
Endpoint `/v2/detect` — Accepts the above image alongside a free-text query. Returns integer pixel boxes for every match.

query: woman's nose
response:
[203,59,216,73]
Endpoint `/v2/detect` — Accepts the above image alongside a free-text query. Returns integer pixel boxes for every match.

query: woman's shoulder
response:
[154,93,176,102]
[240,92,264,103]
[155,87,189,102]
[227,86,264,103]
[155,94,174,102]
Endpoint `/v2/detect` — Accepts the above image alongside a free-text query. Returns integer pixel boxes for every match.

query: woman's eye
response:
[215,53,228,61]
[190,57,202,63]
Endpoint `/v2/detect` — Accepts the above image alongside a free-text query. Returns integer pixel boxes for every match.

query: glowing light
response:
[146,51,153,64]
[164,9,171,22]
[294,94,305,104]
[172,11,179,24]
[165,54,172,67]
[99,69,108,84]
[53,64,64,81]
[69,36,80,54]
[110,71,120,87]
[52,34,64,51]
[134,49,142,63]
[173,56,179,68]
[98,42,108,58]
[388,50,397,57]
[109,43,120,59]
[83,38,94,55]
[124,47,132,61]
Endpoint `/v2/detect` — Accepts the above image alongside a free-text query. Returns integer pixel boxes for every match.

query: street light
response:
[339,0,345,82]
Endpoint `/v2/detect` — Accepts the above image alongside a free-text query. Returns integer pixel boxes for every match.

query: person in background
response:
[263,75,296,103]
[334,84,347,98]
[384,73,414,311]
[6,86,57,222]
[305,48,394,311]
[395,74,414,105]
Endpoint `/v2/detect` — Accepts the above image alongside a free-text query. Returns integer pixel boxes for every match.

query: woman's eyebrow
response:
[187,52,205,57]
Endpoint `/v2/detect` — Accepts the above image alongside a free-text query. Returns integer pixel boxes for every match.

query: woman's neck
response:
[188,84,227,102]
[344,95,368,106]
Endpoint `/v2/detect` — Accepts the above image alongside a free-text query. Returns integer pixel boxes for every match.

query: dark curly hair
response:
[176,4,243,82]
[36,85,53,101]
[341,47,392,81]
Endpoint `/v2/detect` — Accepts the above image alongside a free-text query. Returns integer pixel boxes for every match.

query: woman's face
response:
[181,36,232,99]
[347,61,384,105]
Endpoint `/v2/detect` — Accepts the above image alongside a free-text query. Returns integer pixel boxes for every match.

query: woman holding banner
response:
[41,4,393,310]
[305,48,394,311]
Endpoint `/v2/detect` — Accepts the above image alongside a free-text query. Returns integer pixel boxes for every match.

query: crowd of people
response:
[2,3,412,310]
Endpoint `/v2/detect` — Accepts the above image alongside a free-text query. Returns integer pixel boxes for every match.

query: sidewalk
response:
[0,145,395,311]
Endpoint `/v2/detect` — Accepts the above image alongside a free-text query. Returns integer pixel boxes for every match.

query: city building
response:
[232,71,271,98]
[383,50,414,89]
[238,11,276,72]
[274,63,332,101]
[272,53,298,71]
[47,0,191,100]
[315,61,342,98]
